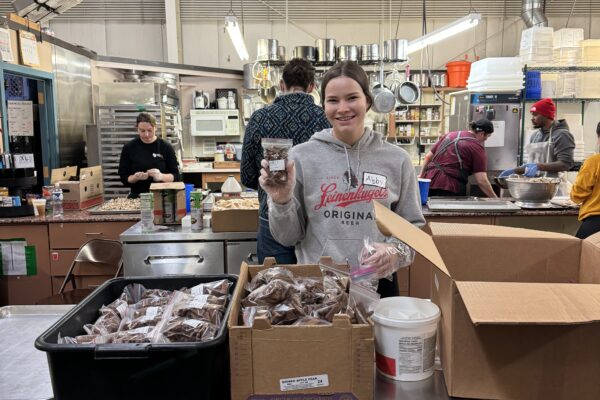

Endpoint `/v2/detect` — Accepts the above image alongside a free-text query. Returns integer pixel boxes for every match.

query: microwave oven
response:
[190,109,240,136]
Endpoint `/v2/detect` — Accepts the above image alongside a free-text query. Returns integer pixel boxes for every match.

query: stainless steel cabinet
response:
[123,242,225,276]
[226,241,257,275]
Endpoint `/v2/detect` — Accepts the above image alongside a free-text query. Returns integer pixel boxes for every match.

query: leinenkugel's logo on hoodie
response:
[314,182,388,210]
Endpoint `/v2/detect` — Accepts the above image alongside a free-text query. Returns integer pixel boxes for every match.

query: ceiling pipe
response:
[522,0,548,27]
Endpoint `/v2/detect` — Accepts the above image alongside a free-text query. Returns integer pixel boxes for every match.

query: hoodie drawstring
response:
[343,142,361,191]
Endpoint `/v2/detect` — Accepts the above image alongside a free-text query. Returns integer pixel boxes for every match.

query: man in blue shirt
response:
[241,58,330,264]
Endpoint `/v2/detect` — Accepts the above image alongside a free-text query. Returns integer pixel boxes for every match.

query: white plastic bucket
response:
[372,297,441,381]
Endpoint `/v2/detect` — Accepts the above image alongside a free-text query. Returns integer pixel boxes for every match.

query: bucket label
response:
[397,334,437,374]
[279,374,329,392]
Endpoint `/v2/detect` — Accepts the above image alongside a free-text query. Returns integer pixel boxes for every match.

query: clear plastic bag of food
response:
[292,316,332,326]
[262,138,293,185]
[294,277,325,305]
[245,266,296,292]
[161,316,218,343]
[348,282,380,324]
[242,279,299,307]
[172,297,225,326]
[120,306,166,330]
[83,309,121,336]
[185,279,232,297]
[242,306,271,327]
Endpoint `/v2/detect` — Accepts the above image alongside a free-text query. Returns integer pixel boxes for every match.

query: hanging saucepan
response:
[359,44,380,62]
[372,84,396,114]
[315,38,336,64]
[396,81,420,105]
[383,39,408,62]
[293,46,316,62]
[337,45,359,62]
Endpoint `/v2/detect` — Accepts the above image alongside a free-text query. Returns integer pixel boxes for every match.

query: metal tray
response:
[88,205,140,215]
[0,305,73,400]
[427,199,521,212]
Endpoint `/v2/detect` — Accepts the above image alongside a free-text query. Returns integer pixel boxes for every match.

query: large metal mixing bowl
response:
[506,178,560,203]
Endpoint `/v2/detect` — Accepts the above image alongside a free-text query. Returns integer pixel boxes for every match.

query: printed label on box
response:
[279,374,329,392]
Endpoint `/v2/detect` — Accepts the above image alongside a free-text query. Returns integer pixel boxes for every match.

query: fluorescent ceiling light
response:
[407,13,481,54]
[225,15,249,61]
[12,0,82,23]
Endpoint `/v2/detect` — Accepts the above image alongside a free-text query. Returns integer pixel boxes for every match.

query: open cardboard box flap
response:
[428,220,575,239]
[373,201,450,276]
[456,281,600,325]
[51,166,78,184]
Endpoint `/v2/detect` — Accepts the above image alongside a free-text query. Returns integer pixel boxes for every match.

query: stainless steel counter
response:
[376,371,450,399]
[120,221,257,242]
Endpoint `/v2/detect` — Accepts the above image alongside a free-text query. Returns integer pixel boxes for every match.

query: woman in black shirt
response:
[118,112,180,198]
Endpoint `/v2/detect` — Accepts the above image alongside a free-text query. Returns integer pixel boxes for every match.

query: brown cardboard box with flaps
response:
[228,258,374,400]
[149,182,186,225]
[373,201,600,400]
[51,166,104,210]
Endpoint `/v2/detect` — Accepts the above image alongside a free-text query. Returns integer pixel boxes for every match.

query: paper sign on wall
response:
[13,153,35,168]
[0,27,14,62]
[7,100,34,136]
[0,239,37,276]
[18,30,40,67]
[485,121,505,148]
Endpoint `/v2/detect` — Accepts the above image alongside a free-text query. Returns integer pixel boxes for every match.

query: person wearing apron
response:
[502,98,575,178]
[419,118,497,198]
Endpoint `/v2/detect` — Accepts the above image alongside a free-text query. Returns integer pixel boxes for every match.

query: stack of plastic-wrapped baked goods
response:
[241,266,378,327]
[59,279,232,344]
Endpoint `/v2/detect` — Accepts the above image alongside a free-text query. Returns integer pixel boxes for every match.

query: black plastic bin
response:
[35,275,237,400]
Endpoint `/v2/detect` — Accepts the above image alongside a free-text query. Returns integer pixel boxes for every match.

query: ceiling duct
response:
[12,0,82,23]
[521,0,548,28]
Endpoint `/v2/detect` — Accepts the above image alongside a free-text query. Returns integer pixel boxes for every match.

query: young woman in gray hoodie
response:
[259,61,425,297]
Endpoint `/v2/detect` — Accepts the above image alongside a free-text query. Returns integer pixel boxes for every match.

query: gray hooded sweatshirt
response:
[268,127,425,264]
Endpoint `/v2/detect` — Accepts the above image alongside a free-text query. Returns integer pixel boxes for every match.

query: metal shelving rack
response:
[96,104,181,199]
[519,64,600,164]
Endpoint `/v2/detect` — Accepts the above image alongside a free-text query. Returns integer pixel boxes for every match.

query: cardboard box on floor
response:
[51,166,104,210]
[373,201,600,400]
[228,258,374,400]
[149,182,186,224]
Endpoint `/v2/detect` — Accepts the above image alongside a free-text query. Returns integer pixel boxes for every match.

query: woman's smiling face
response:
[323,76,368,145]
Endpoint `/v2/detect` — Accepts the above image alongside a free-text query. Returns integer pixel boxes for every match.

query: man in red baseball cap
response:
[501,98,575,178]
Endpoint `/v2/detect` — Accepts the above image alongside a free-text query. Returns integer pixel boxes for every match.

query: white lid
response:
[372,297,440,327]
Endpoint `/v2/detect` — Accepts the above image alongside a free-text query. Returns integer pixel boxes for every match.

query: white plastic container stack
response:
[582,39,600,66]
[563,114,585,162]
[556,72,579,98]
[578,71,600,99]
[520,26,554,66]
[540,73,557,98]
[553,28,583,66]
[466,57,524,91]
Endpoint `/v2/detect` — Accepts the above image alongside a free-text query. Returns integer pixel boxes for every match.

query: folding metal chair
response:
[58,238,124,294]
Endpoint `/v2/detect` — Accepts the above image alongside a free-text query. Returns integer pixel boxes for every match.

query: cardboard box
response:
[228,259,374,400]
[373,202,600,400]
[51,166,104,210]
[150,182,186,225]
[211,208,258,232]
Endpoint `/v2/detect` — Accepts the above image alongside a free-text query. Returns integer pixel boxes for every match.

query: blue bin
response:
[525,70,542,100]
[185,183,194,213]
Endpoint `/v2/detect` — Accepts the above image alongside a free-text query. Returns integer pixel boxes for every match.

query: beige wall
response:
[50,16,600,69]
[49,15,600,153]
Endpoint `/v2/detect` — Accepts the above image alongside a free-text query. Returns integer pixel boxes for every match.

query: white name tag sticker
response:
[279,374,329,392]
[363,172,387,188]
